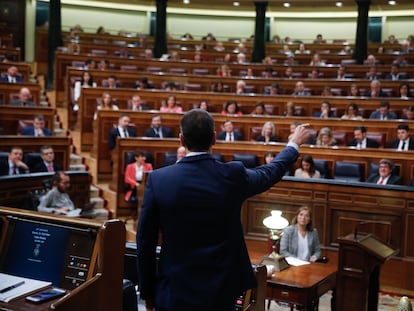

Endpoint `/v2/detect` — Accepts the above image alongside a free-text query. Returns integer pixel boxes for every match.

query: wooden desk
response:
[267,263,337,311]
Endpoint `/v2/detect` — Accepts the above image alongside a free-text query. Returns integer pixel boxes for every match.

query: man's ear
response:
[179,133,186,147]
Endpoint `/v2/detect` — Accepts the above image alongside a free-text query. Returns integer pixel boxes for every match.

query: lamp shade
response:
[263,210,289,230]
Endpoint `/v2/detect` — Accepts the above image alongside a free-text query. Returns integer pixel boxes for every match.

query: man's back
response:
[138,148,297,310]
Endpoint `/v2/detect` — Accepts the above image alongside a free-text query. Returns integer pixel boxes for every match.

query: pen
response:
[0,281,25,294]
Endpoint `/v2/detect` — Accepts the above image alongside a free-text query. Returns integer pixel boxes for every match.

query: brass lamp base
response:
[260,252,290,272]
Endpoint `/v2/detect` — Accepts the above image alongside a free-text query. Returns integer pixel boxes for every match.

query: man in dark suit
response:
[31,146,63,173]
[291,81,311,96]
[108,114,137,150]
[0,65,24,83]
[0,146,29,176]
[388,124,414,151]
[366,80,388,98]
[144,115,173,138]
[366,159,403,185]
[386,64,407,80]
[20,114,53,136]
[137,109,309,311]
[348,126,379,148]
[9,87,36,106]
[129,94,149,111]
[217,120,244,141]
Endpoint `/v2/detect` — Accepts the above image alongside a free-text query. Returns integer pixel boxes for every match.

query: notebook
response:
[0,273,52,302]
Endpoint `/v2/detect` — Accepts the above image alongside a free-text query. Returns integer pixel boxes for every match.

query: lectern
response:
[336,233,398,311]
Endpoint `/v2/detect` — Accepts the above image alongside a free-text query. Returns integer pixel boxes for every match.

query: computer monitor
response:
[0,216,98,290]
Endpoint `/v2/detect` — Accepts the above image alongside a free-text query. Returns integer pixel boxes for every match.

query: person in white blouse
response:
[280,206,321,262]
[73,71,96,111]
[294,154,321,179]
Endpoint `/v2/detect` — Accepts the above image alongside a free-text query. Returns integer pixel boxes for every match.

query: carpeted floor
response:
[137,291,413,310]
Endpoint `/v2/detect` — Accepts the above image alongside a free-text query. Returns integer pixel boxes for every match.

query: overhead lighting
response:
[233,2,240,6]
[336,2,343,6]
[283,2,290,7]
[183,0,190,3]
[388,0,396,4]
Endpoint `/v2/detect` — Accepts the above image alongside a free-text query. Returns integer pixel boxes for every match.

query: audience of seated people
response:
[315,127,337,147]
[144,114,173,138]
[255,121,279,143]
[387,124,414,151]
[280,206,321,262]
[0,146,29,176]
[217,120,243,141]
[9,87,35,106]
[294,154,321,179]
[20,114,52,137]
[31,145,62,173]
[366,159,403,185]
[108,114,137,151]
[124,150,153,203]
[348,126,380,149]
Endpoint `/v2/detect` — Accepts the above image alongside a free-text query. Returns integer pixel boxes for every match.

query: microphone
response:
[354,220,389,240]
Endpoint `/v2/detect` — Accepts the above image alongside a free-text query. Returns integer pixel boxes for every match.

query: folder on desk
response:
[0,273,51,303]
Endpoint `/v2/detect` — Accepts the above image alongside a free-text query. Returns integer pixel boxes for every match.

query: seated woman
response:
[294,154,321,179]
[316,127,337,147]
[341,102,363,120]
[280,206,321,262]
[94,92,119,120]
[250,101,268,116]
[256,121,279,143]
[124,150,153,202]
[399,83,411,100]
[264,151,276,164]
[160,95,183,113]
[221,100,242,115]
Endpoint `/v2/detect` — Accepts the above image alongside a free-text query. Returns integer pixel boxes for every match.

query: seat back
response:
[366,132,385,148]
[210,153,224,162]
[239,264,266,311]
[23,153,42,171]
[333,161,364,182]
[314,159,330,178]
[163,152,177,166]
[233,153,259,168]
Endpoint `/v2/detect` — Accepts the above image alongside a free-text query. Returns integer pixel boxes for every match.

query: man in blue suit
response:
[20,114,53,136]
[137,109,309,311]
[0,65,24,83]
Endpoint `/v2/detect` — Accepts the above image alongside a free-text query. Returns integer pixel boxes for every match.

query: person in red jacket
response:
[124,150,153,202]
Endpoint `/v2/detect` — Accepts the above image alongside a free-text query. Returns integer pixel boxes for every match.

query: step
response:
[69,163,86,171]
[90,197,105,209]
[70,153,83,165]
[89,185,101,198]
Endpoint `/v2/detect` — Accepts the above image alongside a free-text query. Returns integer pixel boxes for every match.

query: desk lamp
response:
[260,210,290,272]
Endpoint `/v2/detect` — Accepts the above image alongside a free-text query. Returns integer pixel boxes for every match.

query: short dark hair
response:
[52,171,67,186]
[40,145,53,153]
[379,158,394,170]
[354,126,367,133]
[180,109,214,151]
[379,101,390,109]
[397,124,410,131]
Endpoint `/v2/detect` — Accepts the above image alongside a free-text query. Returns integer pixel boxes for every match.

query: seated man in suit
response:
[217,120,244,141]
[9,87,36,106]
[366,80,387,98]
[108,114,137,151]
[291,81,311,96]
[386,64,407,80]
[20,114,53,136]
[312,100,335,118]
[0,65,24,83]
[369,101,398,120]
[366,159,403,185]
[348,126,379,149]
[144,115,173,138]
[0,146,29,176]
[129,94,149,111]
[31,145,63,173]
[388,124,414,151]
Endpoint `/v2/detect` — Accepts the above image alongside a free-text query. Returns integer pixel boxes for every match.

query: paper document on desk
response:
[285,257,310,266]
[0,273,51,302]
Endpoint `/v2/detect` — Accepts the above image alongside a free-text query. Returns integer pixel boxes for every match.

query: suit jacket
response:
[9,99,36,107]
[366,89,388,98]
[21,126,53,136]
[388,137,414,150]
[366,173,403,185]
[280,224,321,261]
[291,91,311,96]
[217,131,244,141]
[144,127,173,138]
[108,127,137,150]
[137,146,299,310]
[0,159,29,176]
[348,138,379,148]
[31,162,63,173]
[124,162,153,201]
[0,75,24,83]
[369,110,398,120]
